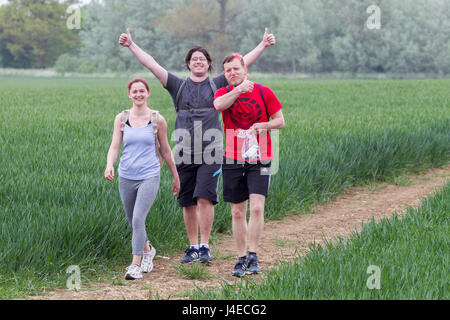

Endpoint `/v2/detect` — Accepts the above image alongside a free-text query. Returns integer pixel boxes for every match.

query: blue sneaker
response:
[231,257,248,277]
[180,247,200,263]
[246,253,262,275]
[199,245,213,264]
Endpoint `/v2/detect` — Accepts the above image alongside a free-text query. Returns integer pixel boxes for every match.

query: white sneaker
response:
[125,264,143,280]
[141,245,156,273]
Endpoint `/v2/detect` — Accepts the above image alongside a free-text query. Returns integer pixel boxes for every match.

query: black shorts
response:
[176,162,222,207]
[222,158,271,204]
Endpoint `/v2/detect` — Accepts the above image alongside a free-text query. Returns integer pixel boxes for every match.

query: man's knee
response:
[250,195,265,218]
[251,205,264,218]
[231,203,247,220]
[197,197,212,207]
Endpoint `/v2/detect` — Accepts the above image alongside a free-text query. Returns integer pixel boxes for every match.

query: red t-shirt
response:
[214,84,283,161]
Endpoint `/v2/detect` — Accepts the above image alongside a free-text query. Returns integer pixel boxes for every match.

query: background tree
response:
[382,0,450,73]
[155,0,257,71]
[1,0,447,75]
[274,0,318,74]
[330,0,378,73]
[71,0,182,73]
[0,0,81,68]
[223,0,280,73]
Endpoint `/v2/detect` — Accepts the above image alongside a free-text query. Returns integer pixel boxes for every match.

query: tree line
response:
[0,0,449,74]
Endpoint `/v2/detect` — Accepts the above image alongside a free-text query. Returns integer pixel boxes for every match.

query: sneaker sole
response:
[125,273,143,280]
[231,272,246,277]
[246,270,262,275]
[200,258,213,264]
[180,258,200,264]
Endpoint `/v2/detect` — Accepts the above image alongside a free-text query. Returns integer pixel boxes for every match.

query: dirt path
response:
[28,166,449,300]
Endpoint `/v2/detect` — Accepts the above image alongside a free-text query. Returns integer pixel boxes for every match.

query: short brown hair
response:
[222,53,245,67]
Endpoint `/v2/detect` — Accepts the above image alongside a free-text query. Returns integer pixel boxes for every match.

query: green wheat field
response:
[0,76,448,299]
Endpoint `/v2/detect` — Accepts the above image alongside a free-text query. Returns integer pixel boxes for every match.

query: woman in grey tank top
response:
[104,78,180,280]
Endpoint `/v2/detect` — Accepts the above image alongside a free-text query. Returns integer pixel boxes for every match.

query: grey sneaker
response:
[125,264,143,280]
[180,247,200,263]
[231,257,248,277]
[141,245,156,273]
[246,253,262,275]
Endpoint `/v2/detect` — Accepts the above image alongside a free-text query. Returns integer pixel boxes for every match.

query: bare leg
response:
[197,198,214,245]
[248,194,265,253]
[132,255,142,266]
[144,240,151,252]
[231,201,248,257]
[183,205,199,246]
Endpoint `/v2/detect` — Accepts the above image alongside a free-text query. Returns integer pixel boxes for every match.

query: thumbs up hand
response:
[119,28,133,47]
[239,75,254,93]
[263,28,276,47]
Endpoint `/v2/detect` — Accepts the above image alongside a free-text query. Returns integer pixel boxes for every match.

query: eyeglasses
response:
[191,57,208,62]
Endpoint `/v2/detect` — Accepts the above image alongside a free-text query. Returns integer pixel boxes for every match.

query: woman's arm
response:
[119,29,169,87]
[104,114,123,182]
[243,28,276,68]
[157,115,180,196]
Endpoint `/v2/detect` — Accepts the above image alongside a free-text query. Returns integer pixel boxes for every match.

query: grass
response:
[190,181,450,300]
[173,263,214,280]
[0,76,448,299]
[387,175,414,186]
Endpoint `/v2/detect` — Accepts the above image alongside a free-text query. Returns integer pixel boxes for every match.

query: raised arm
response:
[243,28,276,68]
[119,29,169,87]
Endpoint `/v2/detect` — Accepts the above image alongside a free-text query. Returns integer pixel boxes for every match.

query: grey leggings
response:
[118,175,160,255]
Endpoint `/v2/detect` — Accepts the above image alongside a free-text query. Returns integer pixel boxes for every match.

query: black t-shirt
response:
[165,73,228,158]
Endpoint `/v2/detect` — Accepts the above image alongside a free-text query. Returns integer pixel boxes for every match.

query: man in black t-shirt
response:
[119,28,275,265]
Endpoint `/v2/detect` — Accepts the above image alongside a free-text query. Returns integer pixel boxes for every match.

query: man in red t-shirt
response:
[214,53,285,277]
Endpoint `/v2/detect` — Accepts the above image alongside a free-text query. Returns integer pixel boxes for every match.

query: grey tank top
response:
[118,123,160,180]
